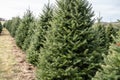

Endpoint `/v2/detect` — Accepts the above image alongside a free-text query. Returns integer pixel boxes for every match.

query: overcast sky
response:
[0,0,120,22]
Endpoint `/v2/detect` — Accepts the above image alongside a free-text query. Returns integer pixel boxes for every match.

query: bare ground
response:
[0,28,36,80]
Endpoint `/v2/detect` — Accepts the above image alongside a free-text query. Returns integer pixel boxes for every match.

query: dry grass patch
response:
[0,28,16,80]
[0,28,35,80]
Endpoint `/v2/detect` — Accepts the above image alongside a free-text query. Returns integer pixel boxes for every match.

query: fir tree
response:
[26,3,53,65]
[92,31,120,80]
[37,0,99,80]
[95,24,108,53]
[22,19,36,51]
[10,17,21,37]
[105,23,117,44]
[4,20,12,32]
[15,9,34,48]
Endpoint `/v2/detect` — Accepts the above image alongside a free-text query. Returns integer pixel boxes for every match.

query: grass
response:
[0,28,16,80]
[0,28,36,80]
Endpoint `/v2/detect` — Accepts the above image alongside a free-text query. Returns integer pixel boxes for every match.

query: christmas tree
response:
[15,9,34,48]
[22,20,36,51]
[37,0,99,79]
[26,3,53,65]
[10,17,21,37]
[92,31,120,80]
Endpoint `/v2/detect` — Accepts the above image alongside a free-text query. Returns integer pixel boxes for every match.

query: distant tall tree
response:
[15,9,34,48]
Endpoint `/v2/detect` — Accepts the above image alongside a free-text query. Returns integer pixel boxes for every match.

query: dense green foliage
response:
[4,20,12,32]
[4,17,21,37]
[15,10,34,49]
[3,0,119,80]
[26,3,53,66]
[37,0,101,79]
[93,23,117,53]
[92,31,120,80]
[22,19,36,51]
[10,17,21,37]
[0,22,2,34]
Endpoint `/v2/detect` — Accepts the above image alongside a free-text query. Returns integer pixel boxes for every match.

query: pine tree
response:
[0,22,2,34]
[105,23,117,44]
[10,17,21,37]
[4,20,12,32]
[26,3,53,65]
[15,9,34,48]
[92,31,120,80]
[96,25,109,53]
[22,19,36,51]
[37,0,99,80]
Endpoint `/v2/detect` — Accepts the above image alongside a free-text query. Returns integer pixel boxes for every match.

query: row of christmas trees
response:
[3,0,120,79]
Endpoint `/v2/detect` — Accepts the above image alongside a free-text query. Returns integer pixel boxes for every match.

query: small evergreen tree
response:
[26,3,53,65]
[22,18,36,51]
[4,20,12,32]
[92,31,120,80]
[0,22,2,34]
[93,19,117,54]
[15,9,34,48]
[94,24,107,53]
[10,17,21,37]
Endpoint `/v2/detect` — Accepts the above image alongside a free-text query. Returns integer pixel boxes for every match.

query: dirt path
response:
[0,28,36,80]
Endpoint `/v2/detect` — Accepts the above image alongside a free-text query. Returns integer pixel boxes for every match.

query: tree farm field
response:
[0,28,35,80]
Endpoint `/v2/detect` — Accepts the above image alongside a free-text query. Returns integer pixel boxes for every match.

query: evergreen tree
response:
[15,9,34,48]
[105,24,118,47]
[37,0,100,80]
[4,20,12,32]
[26,3,53,65]
[94,24,107,53]
[92,15,109,54]
[10,17,21,37]
[0,22,2,34]
[22,19,36,51]
[92,19,117,54]
[92,31,120,80]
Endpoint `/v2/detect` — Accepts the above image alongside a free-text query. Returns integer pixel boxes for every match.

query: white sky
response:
[0,0,120,22]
